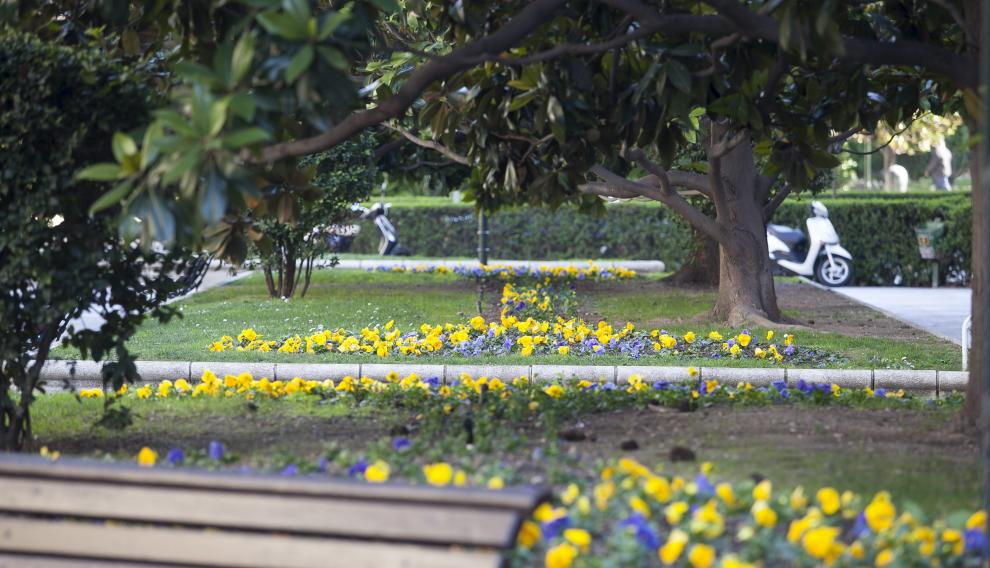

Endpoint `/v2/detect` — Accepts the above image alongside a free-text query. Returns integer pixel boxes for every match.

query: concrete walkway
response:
[57,263,252,344]
[834,287,970,344]
[334,258,667,272]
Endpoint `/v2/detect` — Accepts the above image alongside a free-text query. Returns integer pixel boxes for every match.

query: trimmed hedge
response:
[351,193,971,286]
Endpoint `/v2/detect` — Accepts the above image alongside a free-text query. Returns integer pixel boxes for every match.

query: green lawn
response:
[54,269,960,369]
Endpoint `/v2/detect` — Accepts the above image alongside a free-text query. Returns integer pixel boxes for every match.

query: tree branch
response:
[763,182,792,222]
[384,124,470,166]
[256,0,568,163]
[703,0,977,89]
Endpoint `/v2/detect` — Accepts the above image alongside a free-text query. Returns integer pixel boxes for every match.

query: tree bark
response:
[668,227,720,286]
[263,266,277,297]
[965,122,986,425]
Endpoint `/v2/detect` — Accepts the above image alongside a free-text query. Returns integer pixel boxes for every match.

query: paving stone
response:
[189,362,276,381]
[274,363,360,381]
[786,368,872,389]
[702,367,786,387]
[874,369,937,397]
[445,365,531,384]
[615,366,696,385]
[937,370,968,397]
[530,365,614,383]
[360,363,444,382]
[134,361,191,382]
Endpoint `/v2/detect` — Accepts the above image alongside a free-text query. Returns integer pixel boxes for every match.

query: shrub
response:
[351,193,971,286]
[0,30,194,449]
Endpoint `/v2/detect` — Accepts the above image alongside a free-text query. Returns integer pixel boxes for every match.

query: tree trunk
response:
[706,125,783,327]
[965,126,986,425]
[668,228,720,286]
[263,266,277,297]
[881,146,897,191]
[280,242,297,298]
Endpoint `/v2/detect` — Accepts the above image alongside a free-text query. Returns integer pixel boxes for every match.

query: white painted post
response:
[963,315,973,371]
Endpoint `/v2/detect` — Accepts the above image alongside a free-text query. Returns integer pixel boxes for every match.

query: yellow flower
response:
[659,529,688,565]
[364,460,390,483]
[517,520,540,549]
[687,543,715,568]
[629,496,651,517]
[487,477,504,490]
[688,367,699,378]
[875,549,895,566]
[766,330,775,340]
[665,501,689,525]
[683,331,696,343]
[562,483,580,505]
[137,447,157,467]
[544,384,565,398]
[865,493,896,532]
[558,345,569,355]
[751,500,777,528]
[784,334,794,346]
[802,526,839,559]
[817,487,841,515]
[753,479,772,502]
[715,483,736,507]
[645,476,672,503]
[563,528,591,553]
[736,333,752,347]
[967,511,987,531]
[729,344,741,356]
[136,385,152,399]
[754,348,766,359]
[454,470,468,487]
[943,529,964,555]
[708,331,723,341]
[423,463,453,486]
[545,543,577,568]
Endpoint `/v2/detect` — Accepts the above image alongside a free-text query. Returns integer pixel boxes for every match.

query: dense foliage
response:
[347,194,971,286]
[250,133,379,298]
[0,30,195,450]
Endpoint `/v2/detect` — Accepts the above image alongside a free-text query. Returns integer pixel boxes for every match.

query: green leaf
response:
[201,166,228,223]
[223,127,271,148]
[317,46,349,71]
[76,163,123,182]
[508,90,538,111]
[230,33,255,86]
[507,79,533,91]
[111,132,138,163]
[370,0,399,12]
[319,6,353,40]
[208,98,230,137]
[256,11,309,41]
[283,0,311,19]
[172,61,220,84]
[228,94,257,121]
[88,181,133,214]
[666,60,692,94]
[286,45,314,83]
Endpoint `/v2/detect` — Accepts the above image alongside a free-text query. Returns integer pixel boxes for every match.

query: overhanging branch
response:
[384,124,470,166]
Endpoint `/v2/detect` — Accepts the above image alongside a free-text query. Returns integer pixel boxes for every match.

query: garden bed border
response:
[39,360,964,397]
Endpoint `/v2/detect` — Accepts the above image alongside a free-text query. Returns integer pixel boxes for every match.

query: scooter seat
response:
[767,224,806,247]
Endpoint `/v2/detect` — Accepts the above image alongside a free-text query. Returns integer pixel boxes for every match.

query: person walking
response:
[924,136,953,191]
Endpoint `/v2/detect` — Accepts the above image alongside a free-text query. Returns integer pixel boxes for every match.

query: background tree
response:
[0,30,195,450]
[250,133,379,298]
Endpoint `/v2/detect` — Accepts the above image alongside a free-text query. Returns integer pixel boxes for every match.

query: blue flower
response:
[317,457,329,473]
[695,474,715,497]
[541,515,571,540]
[965,528,987,553]
[348,458,368,477]
[851,512,870,538]
[784,345,795,356]
[207,441,225,461]
[393,437,412,451]
[165,448,184,466]
[281,464,298,477]
[620,513,660,549]
[874,388,887,398]
[771,380,787,392]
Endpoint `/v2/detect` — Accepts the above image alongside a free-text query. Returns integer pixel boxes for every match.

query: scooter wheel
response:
[815,256,853,287]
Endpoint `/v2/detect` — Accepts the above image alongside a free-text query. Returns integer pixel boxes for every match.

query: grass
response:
[54,269,960,369]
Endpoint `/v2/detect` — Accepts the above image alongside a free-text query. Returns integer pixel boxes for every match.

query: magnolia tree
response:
[10,1,985,418]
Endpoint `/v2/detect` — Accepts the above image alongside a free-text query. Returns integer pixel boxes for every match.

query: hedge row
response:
[349,193,971,286]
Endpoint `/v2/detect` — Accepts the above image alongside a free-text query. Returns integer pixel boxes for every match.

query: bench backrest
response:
[0,455,548,568]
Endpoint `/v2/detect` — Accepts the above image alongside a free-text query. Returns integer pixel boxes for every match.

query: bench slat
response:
[0,517,502,568]
[0,456,543,512]
[0,477,517,547]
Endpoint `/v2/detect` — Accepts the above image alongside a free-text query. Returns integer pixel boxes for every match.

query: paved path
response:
[334,258,667,272]
[57,263,252,345]
[834,287,970,344]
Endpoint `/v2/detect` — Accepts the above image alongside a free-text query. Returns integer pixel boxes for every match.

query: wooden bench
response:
[0,455,549,568]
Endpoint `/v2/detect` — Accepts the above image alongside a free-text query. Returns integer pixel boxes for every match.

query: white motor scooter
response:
[766,201,854,287]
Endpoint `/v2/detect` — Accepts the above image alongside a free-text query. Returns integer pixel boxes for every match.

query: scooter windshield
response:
[806,217,840,245]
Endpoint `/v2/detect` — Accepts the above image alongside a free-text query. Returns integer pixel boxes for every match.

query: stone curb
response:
[39,360,965,397]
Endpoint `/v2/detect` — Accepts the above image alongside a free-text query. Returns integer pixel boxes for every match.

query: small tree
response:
[252,133,379,299]
[0,31,194,450]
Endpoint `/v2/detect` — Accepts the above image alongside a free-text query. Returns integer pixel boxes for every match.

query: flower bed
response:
[371,261,637,282]
[67,368,977,567]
